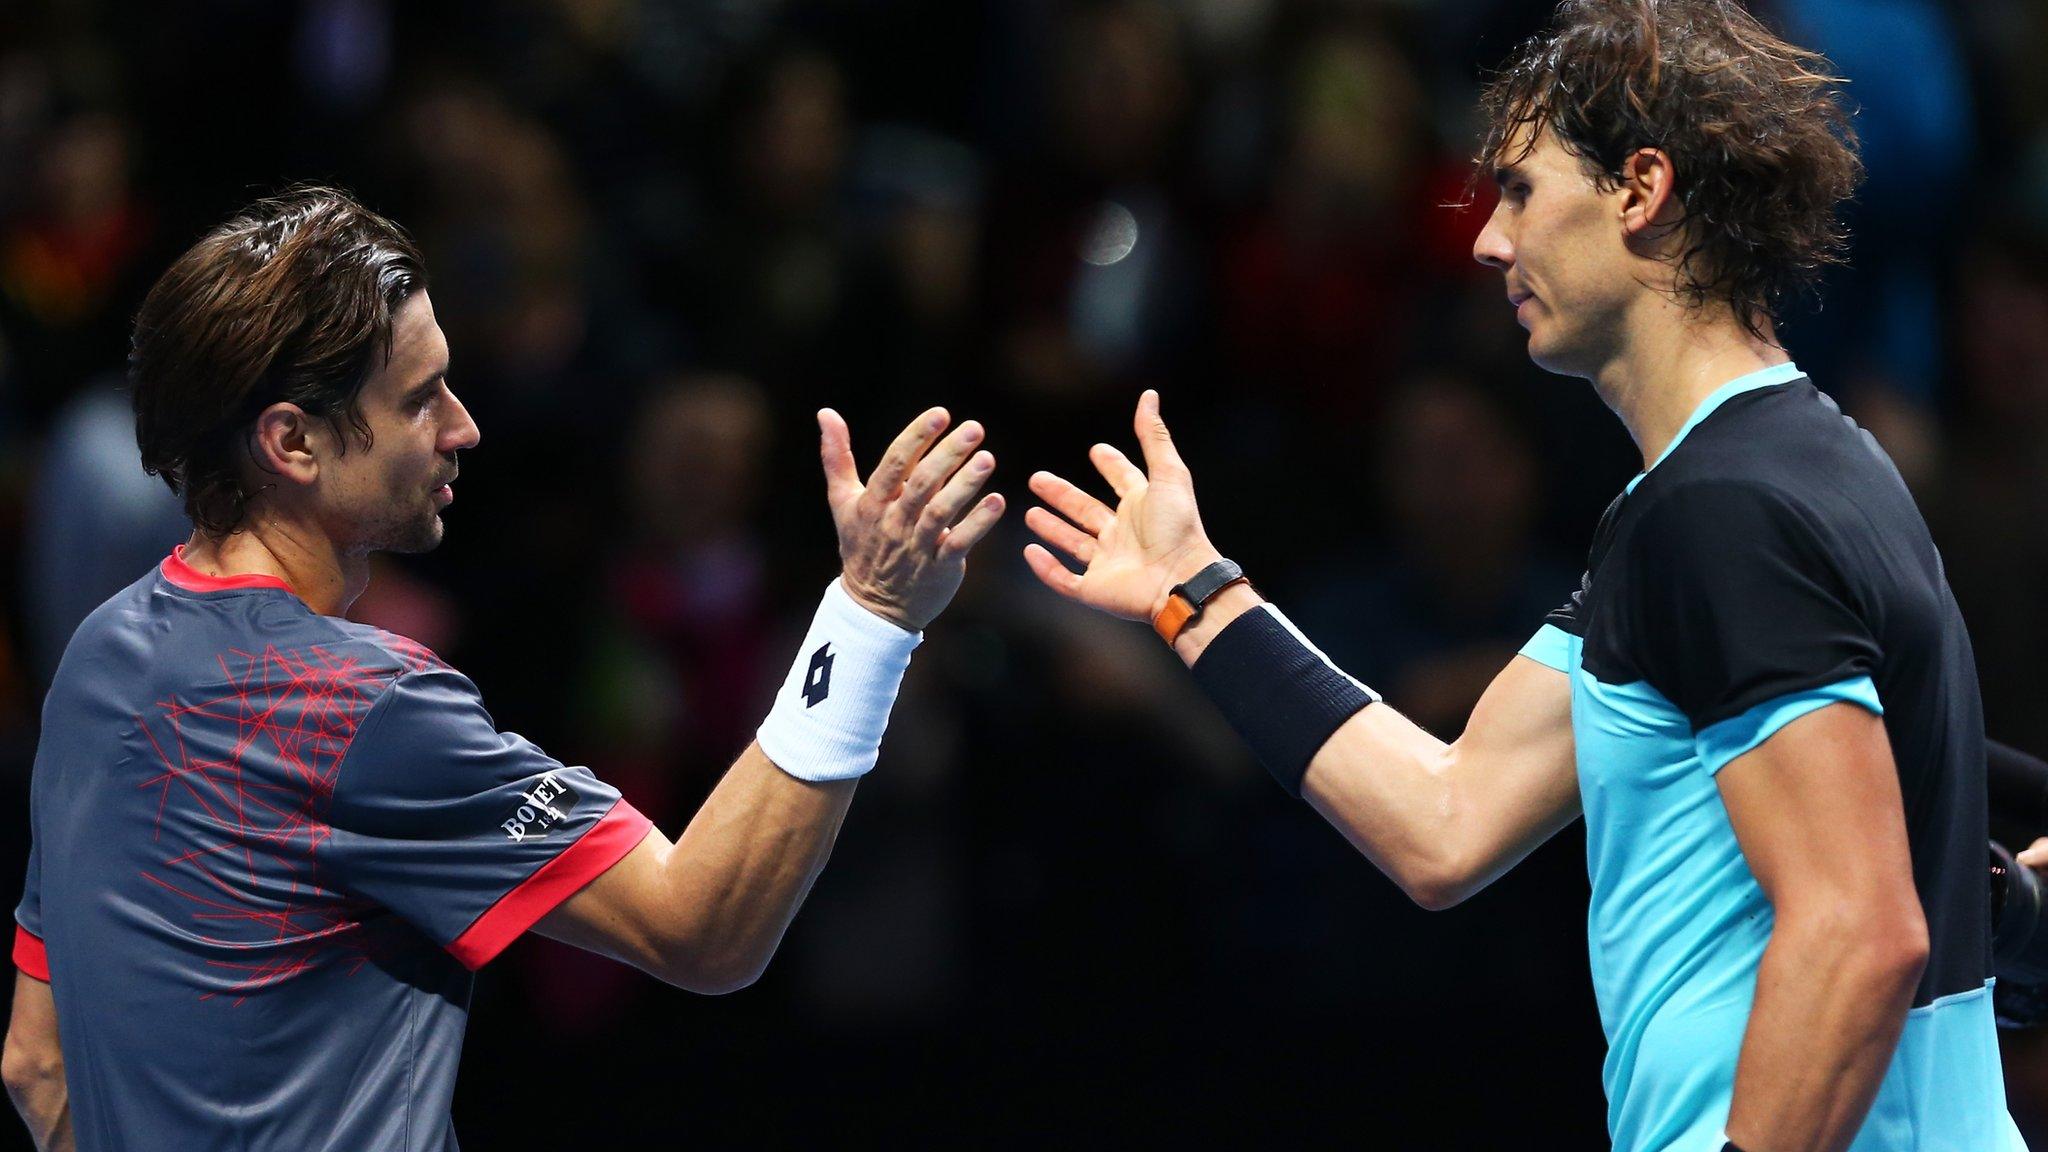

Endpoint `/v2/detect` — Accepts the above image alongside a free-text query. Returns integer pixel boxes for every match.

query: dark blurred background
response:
[0,0,2045,1146]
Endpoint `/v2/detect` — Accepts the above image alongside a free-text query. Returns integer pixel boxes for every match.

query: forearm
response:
[650,742,857,989]
[1173,584,1456,866]
[1301,707,1493,905]
[1171,584,1578,907]
[4,978,73,1152]
[8,1074,71,1152]
[1724,916,1923,1152]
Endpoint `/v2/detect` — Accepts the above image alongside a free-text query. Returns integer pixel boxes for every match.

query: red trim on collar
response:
[161,545,297,595]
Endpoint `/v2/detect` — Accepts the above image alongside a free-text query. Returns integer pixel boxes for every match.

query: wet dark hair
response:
[131,186,427,535]
[1476,0,1863,339]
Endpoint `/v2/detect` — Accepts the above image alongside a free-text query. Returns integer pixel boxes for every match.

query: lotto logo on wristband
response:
[499,771,580,841]
[803,643,834,707]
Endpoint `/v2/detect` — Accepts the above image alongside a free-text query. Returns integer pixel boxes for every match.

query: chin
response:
[1524,327,1591,380]
[378,513,446,556]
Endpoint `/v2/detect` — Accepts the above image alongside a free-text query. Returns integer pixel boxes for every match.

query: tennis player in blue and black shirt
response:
[2,187,1008,1150]
[1023,1,2024,1148]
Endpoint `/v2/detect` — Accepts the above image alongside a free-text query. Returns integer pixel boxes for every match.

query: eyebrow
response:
[1493,164,1523,189]
[405,368,447,400]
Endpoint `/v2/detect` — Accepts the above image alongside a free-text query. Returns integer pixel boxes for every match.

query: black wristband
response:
[1190,604,1379,797]
[1171,558,1245,611]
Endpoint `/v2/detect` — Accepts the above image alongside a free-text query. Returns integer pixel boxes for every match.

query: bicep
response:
[532,827,673,973]
[1715,702,1915,917]
[1438,653,1583,883]
[1302,652,1580,904]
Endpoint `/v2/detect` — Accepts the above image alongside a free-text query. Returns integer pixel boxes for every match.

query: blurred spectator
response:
[502,372,784,1039]
[1216,22,1437,422]
[1932,235,2048,754]
[1289,373,1574,738]
[1772,0,1972,409]
[21,377,187,685]
[675,44,876,413]
[0,105,155,423]
[844,126,984,406]
[982,0,1201,461]
[578,370,780,821]
[0,2,2031,1145]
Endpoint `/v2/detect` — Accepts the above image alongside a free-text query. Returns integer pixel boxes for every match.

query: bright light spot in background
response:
[1079,201,1139,265]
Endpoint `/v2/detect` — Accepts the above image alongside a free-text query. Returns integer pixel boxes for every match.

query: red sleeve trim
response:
[448,800,654,971]
[13,926,48,982]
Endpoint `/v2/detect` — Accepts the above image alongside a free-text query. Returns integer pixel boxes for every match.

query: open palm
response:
[1023,390,1223,623]
[819,405,1006,631]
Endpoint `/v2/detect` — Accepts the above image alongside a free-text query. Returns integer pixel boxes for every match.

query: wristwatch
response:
[1153,558,1250,644]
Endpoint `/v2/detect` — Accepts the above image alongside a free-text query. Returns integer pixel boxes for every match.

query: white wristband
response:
[757,579,921,781]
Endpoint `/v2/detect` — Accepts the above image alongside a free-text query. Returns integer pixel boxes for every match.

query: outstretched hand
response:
[1023,390,1222,623]
[820,406,1006,631]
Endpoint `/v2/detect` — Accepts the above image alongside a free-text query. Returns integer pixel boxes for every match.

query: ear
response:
[246,403,322,487]
[1618,147,1685,242]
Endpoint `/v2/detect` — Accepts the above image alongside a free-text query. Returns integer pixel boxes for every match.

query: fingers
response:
[915,447,994,546]
[1089,443,1145,499]
[1028,470,1114,535]
[2020,837,2048,870]
[901,420,985,513]
[939,493,1007,557]
[1132,389,1188,479]
[866,407,950,498]
[818,408,861,502]
[1024,505,1095,566]
[1023,542,1085,598]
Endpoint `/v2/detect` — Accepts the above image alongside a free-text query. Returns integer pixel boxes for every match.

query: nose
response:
[1473,198,1514,271]
[440,387,482,453]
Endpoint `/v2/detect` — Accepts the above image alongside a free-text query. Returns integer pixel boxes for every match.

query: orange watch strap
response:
[1153,576,1251,645]
[1153,593,1197,644]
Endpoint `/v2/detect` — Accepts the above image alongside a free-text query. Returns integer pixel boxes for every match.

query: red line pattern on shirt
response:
[134,640,434,1004]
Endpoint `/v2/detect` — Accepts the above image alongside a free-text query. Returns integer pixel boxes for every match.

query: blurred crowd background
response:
[0,0,2045,1146]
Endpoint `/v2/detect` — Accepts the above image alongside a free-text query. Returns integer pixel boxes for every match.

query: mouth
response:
[1508,290,1534,326]
[432,475,456,506]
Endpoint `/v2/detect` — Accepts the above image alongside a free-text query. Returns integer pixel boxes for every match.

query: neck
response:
[178,514,368,617]
[1587,296,1790,470]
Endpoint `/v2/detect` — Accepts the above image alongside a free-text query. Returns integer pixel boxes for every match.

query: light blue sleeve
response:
[1517,623,1575,674]
[1694,675,1883,775]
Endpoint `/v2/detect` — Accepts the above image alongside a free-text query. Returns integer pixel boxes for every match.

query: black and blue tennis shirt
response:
[1518,363,2023,1150]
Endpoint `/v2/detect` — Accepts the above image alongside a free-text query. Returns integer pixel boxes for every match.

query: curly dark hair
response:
[131,186,427,536]
[1476,0,1863,340]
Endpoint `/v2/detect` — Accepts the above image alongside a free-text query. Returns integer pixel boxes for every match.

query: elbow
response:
[1849,897,1929,991]
[1,1030,60,1107]
[1879,912,1931,991]
[1859,926,1929,1008]
[650,945,772,997]
[679,962,767,997]
[1397,852,1482,912]
[1403,876,1474,913]
[1784,895,1929,995]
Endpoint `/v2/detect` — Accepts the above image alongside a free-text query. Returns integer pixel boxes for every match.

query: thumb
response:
[1133,389,1187,478]
[818,408,861,500]
[2019,837,2048,870]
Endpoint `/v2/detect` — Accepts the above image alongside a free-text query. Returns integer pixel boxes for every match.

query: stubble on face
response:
[361,485,446,555]
[1493,127,1635,380]
[331,293,460,557]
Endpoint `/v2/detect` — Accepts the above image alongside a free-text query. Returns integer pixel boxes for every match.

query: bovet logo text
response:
[501,772,580,842]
